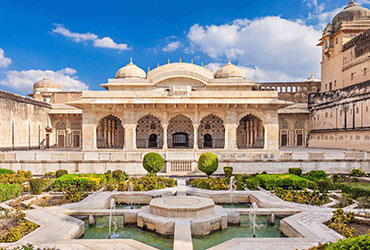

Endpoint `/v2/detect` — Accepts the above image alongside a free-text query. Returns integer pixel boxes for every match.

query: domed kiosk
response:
[332,0,370,25]
[115,58,146,79]
[214,59,246,79]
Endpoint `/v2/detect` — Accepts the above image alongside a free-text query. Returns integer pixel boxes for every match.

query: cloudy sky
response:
[0,0,369,95]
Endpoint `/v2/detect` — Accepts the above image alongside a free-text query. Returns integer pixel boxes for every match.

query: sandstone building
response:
[309,0,370,151]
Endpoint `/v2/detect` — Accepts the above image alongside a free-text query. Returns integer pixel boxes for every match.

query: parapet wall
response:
[0,150,369,176]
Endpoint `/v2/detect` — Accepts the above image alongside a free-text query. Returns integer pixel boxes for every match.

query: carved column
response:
[193,124,199,150]
[163,124,168,149]
[224,124,238,150]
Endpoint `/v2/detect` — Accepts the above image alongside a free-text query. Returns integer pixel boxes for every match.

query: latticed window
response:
[55,121,66,129]
[294,121,304,129]
[71,120,82,129]
[281,120,289,129]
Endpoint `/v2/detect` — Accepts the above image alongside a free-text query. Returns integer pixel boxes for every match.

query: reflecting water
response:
[81,216,173,250]
[192,215,285,250]
[217,203,251,208]
[80,215,284,250]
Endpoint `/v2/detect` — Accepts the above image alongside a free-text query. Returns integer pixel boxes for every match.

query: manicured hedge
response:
[56,169,68,178]
[304,170,327,181]
[190,177,229,190]
[53,174,106,192]
[29,178,52,195]
[274,187,330,206]
[256,174,316,190]
[288,168,302,176]
[0,183,21,202]
[223,166,233,177]
[112,170,126,182]
[339,182,370,199]
[0,168,14,175]
[118,176,176,191]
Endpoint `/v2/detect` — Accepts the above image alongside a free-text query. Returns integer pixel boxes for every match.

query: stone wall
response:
[0,91,51,150]
[0,150,369,175]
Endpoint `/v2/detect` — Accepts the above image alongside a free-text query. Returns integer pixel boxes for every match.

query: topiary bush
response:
[56,169,68,178]
[223,166,233,177]
[112,170,126,182]
[198,153,218,177]
[288,168,302,176]
[142,152,164,175]
[29,179,45,195]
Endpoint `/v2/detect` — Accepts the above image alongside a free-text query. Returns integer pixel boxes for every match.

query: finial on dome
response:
[129,57,133,64]
[201,62,203,67]
[211,67,213,73]
[148,67,150,73]
[191,59,193,64]
[227,58,231,64]
[46,72,49,77]
[157,63,159,67]
[168,59,170,64]
[311,72,314,78]
[179,57,182,63]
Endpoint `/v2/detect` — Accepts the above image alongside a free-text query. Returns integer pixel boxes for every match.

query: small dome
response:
[33,77,62,92]
[323,23,333,35]
[332,0,370,25]
[214,59,246,79]
[115,58,146,79]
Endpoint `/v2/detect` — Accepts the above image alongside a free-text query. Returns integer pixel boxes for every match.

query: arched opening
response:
[168,115,193,148]
[237,114,264,149]
[96,115,124,149]
[198,114,225,149]
[148,134,158,148]
[173,132,188,148]
[136,114,163,149]
[203,134,213,148]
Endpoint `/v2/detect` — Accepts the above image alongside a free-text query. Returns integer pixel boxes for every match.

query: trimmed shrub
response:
[198,153,218,177]
[44,172,56,179]
[349,169,366,177]
[339,182,370,199]
[305,170,327,181]
[274,187,330,206]
[317,179,330,193]
[104,170,113,182]
[288,168,302,176]
[0,168,14,175]
[143,152,164,175]
[245,178,259,190]
[256,174,316,190]
[0,183,21,202]
[53,174,106,192]
[56,169,68,178]
[29,179,52,195]
[118,176,176,191]
[112,170,126,182]
[223,166,233,177]
[190,177,229,190]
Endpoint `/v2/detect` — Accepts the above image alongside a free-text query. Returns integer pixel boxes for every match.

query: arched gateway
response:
[237,114,264,149]
[96,115,124,149]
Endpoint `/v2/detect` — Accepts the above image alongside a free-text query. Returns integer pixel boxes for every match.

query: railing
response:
[170,161,193,173]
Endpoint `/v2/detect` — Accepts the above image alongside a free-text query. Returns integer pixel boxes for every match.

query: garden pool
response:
[80,215,284,250]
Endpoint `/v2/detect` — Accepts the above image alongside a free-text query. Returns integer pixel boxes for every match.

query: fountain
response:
[229,176,234,208]
[249,202,258,238]
[128,181,134,209]
[108,197,117,239]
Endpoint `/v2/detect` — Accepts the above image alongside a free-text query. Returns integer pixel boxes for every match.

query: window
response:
[336,38,338,44]
[351,73,354,81]
[334,80,337,87]
[364,68,368,76]
[356,107,359,114]
[329,82,332,90]
[325,84,328,90]
[325,112,328,118]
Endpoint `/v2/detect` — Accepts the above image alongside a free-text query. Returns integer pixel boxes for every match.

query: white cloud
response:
[163,41,182,52]
[187,16,322,81]
[52,24,131,51]
[0,48,12,68]
[0,68,88,93]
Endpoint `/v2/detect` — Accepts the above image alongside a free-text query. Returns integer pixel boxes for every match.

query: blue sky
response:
[0,0,369,94]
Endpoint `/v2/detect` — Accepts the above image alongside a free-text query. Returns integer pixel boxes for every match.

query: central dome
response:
[147,62,214,84]
[214,59,246,79]
[332,0,370,25]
